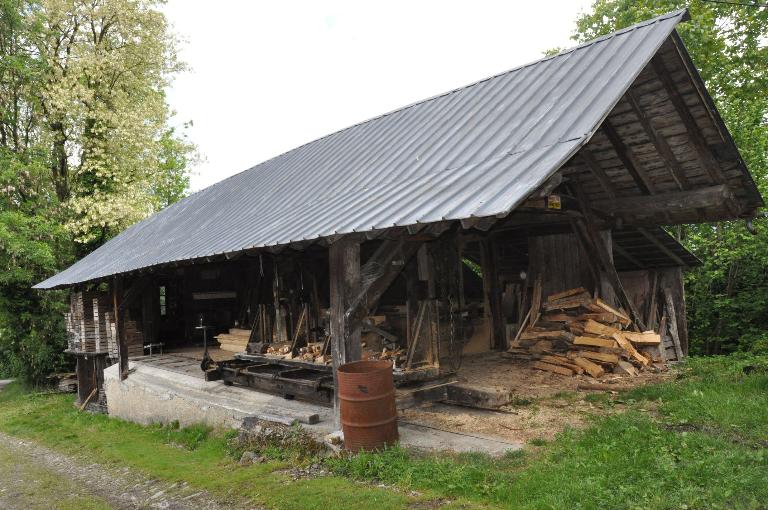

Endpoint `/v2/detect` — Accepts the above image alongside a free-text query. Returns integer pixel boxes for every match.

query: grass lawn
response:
[1,353,767,509]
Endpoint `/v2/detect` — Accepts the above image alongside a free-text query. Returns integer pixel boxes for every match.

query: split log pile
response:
[215,328,251,353]
[508,287,662,378]
[296,342,331,364]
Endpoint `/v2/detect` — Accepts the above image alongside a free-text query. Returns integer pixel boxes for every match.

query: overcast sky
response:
[162,1,594,191]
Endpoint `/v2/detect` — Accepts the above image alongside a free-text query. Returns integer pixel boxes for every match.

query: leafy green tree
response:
[573,1,768,354]
[0,0,194,382]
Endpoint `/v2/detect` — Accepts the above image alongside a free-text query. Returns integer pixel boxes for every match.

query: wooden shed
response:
[36,10,762,420]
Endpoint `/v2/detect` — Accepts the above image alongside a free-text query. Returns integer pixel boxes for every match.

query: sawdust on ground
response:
[401,352,673,444]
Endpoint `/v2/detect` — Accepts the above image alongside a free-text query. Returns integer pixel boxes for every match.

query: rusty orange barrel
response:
[337,360,398,452]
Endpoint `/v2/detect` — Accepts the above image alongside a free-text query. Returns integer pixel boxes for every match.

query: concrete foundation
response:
[104,362,521,455]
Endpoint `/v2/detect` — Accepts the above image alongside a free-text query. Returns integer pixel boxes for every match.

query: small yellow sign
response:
[547,195,562,210]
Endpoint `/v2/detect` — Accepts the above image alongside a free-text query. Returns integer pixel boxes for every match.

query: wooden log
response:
[444,384,512,409]
[577,382,632,392]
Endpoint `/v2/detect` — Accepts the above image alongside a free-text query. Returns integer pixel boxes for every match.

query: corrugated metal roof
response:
[35,10,688,289]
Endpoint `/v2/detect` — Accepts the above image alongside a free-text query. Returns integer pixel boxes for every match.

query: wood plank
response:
[532,361,574,376]
[572,357,605,378]
[593,298,630,325]
[583,319,620,338]
[568,350,620,364]
[574,336,618,349]
[622,331,661,345]
[612,332,650,366]
[547,287,588,303]
[540,355,585,375]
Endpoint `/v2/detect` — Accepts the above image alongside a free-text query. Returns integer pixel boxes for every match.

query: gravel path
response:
[0,432,259,509]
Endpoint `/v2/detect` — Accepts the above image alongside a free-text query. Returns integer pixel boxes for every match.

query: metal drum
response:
[337,360,398,452]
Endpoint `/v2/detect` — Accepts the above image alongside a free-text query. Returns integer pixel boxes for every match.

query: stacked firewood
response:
[296,342,331,364]
[363,346,405,364]
[508,287,662,378]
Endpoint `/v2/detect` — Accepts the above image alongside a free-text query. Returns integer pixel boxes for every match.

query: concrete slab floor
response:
[106,362,521,456]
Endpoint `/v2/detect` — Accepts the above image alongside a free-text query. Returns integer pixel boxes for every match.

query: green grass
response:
[329,354,768,509]
[0,354,766,509]
[0,385,416,509]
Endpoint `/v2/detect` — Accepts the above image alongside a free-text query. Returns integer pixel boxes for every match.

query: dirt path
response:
[0,432,259,510]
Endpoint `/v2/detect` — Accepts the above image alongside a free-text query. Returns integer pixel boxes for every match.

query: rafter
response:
[602,120,656,195]
[625,89,690,191]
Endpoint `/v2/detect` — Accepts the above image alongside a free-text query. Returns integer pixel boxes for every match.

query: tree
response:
[0,0,194,382]
[572,1,768,354]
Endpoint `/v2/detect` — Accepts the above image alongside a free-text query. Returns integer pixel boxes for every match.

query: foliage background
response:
[572,0,768,355]
[0,0,194,382]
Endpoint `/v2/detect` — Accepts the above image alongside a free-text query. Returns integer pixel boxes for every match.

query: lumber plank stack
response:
[508,288,663,378]
[215,328,251,353]
[65,291,117,357]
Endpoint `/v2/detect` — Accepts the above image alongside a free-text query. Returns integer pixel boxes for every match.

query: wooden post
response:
[480,238,505,350]
[329,238,362,428]
[112,277,128,381]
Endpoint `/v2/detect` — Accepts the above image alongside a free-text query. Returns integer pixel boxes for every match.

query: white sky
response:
[162,0,594,191]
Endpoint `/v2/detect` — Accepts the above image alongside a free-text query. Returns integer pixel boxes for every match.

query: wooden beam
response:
[625,89,690,191]
[579,147,617,199]
[637,228,687,268]
[592,185,734,216]
[480,238,505,350]
[652,58,730,188]
[329,238,362,428]
[602,120,655,195]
